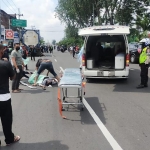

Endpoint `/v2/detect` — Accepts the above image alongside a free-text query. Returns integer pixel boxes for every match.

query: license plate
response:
[97,71,103,76]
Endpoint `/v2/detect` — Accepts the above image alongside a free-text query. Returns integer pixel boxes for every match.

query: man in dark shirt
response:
[2,45,9,61]
[0,44,20,146]
[30,45,36,61]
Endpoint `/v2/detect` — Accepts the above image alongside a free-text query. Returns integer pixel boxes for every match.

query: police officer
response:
[137,39,150,88]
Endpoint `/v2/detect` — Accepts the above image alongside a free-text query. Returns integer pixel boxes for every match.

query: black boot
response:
[144,84,148,87]
[136,84,145,89]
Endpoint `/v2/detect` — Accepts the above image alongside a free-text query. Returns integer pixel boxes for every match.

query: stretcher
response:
[57,68,85,119]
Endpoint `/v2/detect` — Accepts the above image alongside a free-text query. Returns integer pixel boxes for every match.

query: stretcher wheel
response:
[81,107,84,111]
[62,107,65,111]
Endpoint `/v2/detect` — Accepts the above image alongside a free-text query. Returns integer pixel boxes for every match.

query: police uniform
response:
[137,42,150,88]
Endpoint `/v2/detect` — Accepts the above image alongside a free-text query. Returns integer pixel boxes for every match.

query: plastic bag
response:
[28,73,46,84]
[22,58,30,65]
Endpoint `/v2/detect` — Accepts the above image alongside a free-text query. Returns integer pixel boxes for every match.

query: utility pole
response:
[16,8,23,44]
[16,8,23,19]
[0,0,1,43]
[93,4,94,26]
[31,26,35,30]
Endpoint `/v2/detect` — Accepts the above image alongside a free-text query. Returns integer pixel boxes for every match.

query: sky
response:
[1,0,66,43]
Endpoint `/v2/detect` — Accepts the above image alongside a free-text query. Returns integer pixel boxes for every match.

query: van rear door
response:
[78,25,130,36]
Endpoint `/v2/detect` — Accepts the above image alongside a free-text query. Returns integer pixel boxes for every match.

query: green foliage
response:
[127,29,149,43]
[52,40,56,45]
[136,13,150,31]
[40,39,45,45]
[55,0,150,43]
[58,37,83,47]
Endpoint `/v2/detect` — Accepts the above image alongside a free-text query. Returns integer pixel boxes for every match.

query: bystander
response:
[0,44,20,146]
[11,43,25,93]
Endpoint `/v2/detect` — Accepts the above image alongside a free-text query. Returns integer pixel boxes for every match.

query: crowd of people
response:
[0,42,59,146]
[1,34,150,146]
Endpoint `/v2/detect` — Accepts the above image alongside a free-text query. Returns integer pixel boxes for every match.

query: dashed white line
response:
[54,59,57,62]
[60,66,123,150]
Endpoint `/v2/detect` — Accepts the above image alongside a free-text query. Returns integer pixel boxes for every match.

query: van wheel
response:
[123,78,128,81]
[86,78,91,83]
[130,55,136,63]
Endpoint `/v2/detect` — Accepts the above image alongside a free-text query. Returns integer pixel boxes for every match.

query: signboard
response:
[5,29,14,39]
[14,38,20,44]
[14,31,19,38]
[22,30,39,46]
[11,19,27,27]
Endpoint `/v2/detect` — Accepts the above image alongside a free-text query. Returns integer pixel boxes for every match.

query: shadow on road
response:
[0,140,69,150]
[0,131,3,136]
[81,97,107,125]
[62,97,107,125]
[21,89,50,94]
[87,68,150,93]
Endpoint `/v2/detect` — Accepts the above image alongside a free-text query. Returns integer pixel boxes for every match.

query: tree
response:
[55,0,150,43]
[52,39,56,45]
[135,13,150,31]
[40,37,45,44]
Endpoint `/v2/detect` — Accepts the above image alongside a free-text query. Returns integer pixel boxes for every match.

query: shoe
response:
[17,89,23,91]
[144,84,148,87]
[6,135,21,146]
[12,90,21,93]
[136,84,145,89]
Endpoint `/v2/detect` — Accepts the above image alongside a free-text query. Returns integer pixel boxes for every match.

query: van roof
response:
[78,25,130,36]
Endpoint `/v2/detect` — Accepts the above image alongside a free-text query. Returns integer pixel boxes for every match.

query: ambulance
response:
[78,25,130,79]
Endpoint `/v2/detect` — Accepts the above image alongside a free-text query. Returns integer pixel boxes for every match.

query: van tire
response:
[122,78,128,81]
[86,78,91,83]
[130,55,136,63]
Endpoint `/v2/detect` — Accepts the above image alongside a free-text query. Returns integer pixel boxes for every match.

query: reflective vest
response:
[139,47,147,64]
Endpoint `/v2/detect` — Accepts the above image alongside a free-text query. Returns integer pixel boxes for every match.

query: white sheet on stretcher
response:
[58,68,82,86]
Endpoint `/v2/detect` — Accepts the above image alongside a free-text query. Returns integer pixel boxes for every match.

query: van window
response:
[85,35,126,70]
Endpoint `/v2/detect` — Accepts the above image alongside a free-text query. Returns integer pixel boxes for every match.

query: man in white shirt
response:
[0,44,20,146]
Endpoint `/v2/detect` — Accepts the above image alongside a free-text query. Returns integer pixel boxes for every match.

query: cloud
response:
[4,0,65,43]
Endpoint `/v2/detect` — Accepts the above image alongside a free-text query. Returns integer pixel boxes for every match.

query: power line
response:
[5,0,16,12]
[9,0,18,9]
[40,31,64,32]
[1,0,16,14]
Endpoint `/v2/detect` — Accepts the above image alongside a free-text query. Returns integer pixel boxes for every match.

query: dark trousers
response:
[25,64,28,70]
[73,50,75,58]
[140,63,148,85]
[0,99,14,144]
[22,71,29,79]
[37,62,57,77]
[31,53,35,61]
[12,66,23,90]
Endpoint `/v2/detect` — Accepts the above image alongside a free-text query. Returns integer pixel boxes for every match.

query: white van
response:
[78,25,130,79]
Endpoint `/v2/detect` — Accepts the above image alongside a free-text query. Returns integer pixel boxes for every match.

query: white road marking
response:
[60,67,64,73]
[83,98,123,150]
[60,67,123,150]
[60,66,123,150]
[54,59,57,62]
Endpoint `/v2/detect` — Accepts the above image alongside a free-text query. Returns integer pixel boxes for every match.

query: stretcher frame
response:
[58,68,85,118]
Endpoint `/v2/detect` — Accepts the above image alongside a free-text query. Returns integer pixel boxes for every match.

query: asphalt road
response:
[0,50,150,150]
